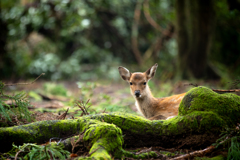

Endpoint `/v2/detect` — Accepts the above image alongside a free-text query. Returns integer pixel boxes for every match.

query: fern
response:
[0,81,32,122]
[214,125,240,160]
[227,137,240,160]
[0,101,12,121]
[9,143,70,160]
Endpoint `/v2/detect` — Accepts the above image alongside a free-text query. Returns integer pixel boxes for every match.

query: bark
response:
[175,0,220,79]
[0,87,240,159]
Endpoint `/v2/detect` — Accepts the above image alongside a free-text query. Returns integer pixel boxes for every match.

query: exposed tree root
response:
[172,145,215,160]
[0,87,240,159]
[0,112,226,159]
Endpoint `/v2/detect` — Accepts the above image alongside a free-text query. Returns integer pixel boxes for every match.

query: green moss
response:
[159,150,176,157]
[194,155,225,160]
[2,87,240,159]
[82,120,123,159]
[210,155,225,160]
[0,119,82,152]
[122,150,158,159]
[161,111,226,135]
[87,111,225,137]
[179,86,240,127]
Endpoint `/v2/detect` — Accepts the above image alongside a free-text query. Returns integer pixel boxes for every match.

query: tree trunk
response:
[0,13,14,79]
[175,0,219,79]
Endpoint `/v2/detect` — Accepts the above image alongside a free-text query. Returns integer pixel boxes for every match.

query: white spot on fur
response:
[135,101,143,115]
[166,116,175,120]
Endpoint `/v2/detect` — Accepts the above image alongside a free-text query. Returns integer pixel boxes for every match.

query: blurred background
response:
[1,0,240,127]
[1,1,240,155]
[1,0,240,82]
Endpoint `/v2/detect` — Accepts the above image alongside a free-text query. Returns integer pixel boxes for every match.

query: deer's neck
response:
[134,86,158,118]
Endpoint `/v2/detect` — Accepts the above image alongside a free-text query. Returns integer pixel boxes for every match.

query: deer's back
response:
[154,92,186,118]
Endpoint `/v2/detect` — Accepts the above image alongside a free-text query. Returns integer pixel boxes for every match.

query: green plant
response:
[43,82,68,96]
[6,142,70,160]
[227,136,240,160]
[77,81,96,100]
[0,82,32,122]
[214,124,240,160]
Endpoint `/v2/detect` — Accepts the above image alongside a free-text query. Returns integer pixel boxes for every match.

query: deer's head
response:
[118,63,158,99]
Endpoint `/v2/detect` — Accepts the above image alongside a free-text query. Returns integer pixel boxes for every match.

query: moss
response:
[1,87,240,159]
[179,86,240,127]
[161,111,226,135]
[194,155,225,160]
[0,119,82,152]
[208,155,225,160]
[87,111,225,137]
[159,150,176,156]
[122,150,158,159]
[82,120,123,159]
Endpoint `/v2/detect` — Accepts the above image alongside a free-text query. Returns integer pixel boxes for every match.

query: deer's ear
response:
[118,66,132,81]
[145,63,158,80]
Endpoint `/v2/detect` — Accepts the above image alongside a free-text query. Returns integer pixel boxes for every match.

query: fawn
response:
[118,63,186,120]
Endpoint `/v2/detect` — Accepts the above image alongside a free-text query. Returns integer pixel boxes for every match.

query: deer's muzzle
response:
[134,90,141,98]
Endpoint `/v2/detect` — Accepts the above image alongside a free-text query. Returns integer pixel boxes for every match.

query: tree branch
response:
[131,0,143,65]
[143,0,163,32]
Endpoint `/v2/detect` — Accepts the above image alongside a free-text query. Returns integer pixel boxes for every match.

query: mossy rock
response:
[179,86,240,127]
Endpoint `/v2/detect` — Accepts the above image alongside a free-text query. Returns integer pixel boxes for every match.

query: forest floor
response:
[1,79,230,159]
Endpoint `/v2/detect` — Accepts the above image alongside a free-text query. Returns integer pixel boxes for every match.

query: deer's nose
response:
[135,90,141,97]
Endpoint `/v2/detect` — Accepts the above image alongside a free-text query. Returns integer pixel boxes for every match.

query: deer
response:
[118,63,186,120]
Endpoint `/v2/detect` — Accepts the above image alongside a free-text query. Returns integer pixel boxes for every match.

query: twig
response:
[57,108,69,120]
[184,82,240,93]
[136,147,152,155]
[212,88,240,93]
[84,99,91,114]
[102,108,106,113]
[171,146,215,160]
[184,83,198,87]
[75,99,92,116]
[14,144,31,160]
[75,101,87,115]
[88,146,101,156]
[171,124,238,160]
[5,73,45,86]
[71,130,85,153]
[15,150,24,160]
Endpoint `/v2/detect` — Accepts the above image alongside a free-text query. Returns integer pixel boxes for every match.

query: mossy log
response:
[0,87,240,159]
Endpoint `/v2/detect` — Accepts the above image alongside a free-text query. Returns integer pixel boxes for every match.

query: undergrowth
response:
[0,82,32,125]
[214,123,240,160]
[2,143,70,160]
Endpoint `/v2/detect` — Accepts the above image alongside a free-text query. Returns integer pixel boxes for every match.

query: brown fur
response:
[118,64,186,120]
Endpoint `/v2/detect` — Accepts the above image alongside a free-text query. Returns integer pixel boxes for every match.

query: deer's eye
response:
[130,82,133,85]
[143,82,146,85]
